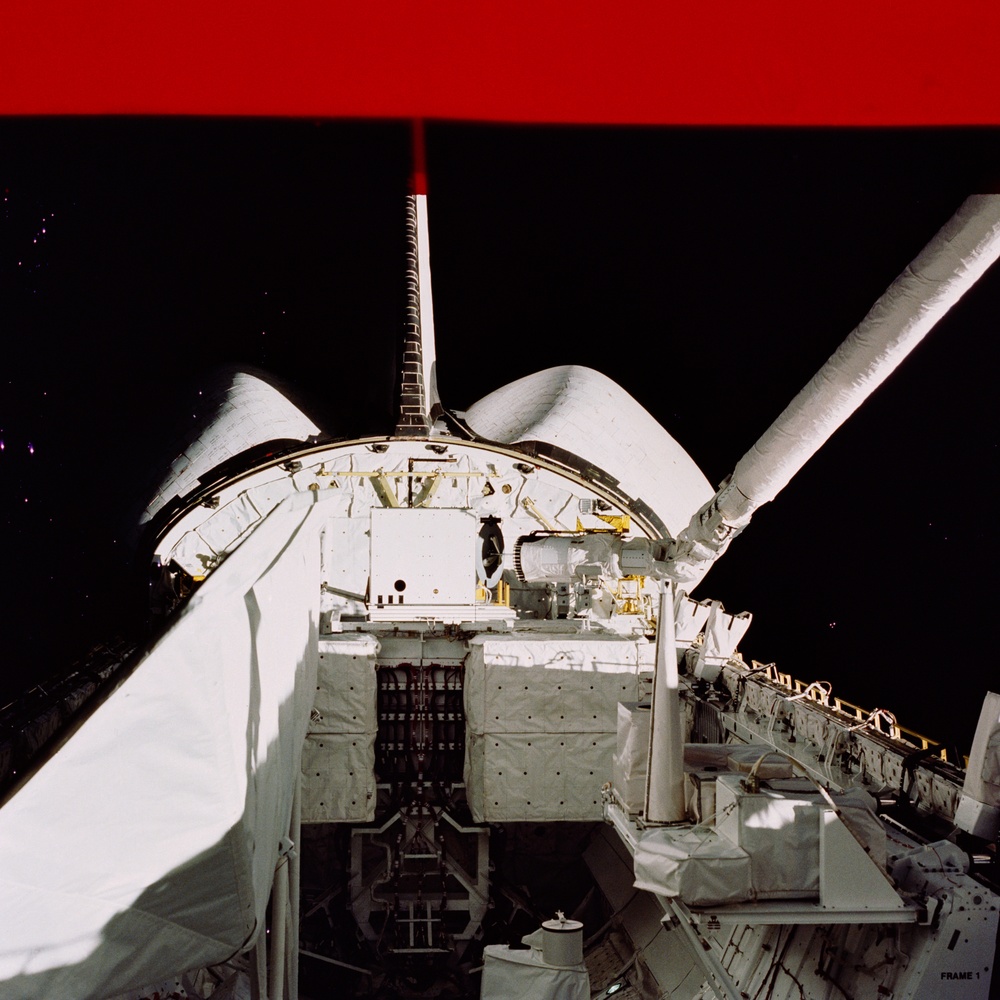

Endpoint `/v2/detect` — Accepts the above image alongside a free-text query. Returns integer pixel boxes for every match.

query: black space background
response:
[2,119,998,753]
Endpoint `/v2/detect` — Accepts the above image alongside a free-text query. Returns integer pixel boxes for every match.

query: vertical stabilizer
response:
[396,120,442,436]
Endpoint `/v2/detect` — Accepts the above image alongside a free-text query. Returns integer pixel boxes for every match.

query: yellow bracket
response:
[597,513,631,533]
[614,574,645,615]
[574,513,632,534]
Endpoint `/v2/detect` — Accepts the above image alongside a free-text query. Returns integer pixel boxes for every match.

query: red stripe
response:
[2,1,998,123]
[411,119,428,196]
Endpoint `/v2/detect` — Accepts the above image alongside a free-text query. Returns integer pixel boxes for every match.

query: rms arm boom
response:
[661,194,1000,589]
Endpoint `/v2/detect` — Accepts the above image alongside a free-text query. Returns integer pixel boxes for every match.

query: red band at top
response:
[1,1,999,124]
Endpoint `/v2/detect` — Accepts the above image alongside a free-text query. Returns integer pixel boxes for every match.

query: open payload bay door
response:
[0,494,321,1000]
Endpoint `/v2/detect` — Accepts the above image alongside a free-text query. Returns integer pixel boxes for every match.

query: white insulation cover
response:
[480,945,590,1000]
[632,826,753,906]
[632,775,886,906]
[0,495,321,1000]
[464,633,640,822]
[301,733,376,823]
[613,702,651,813]
[310,633,379,734]
[464,634,641,734]
[301,633,379,823]
[463,366,712,536]
[467,731,616,821]
[715,775,887,890]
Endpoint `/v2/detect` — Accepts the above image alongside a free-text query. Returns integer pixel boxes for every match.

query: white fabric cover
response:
[310,634,379,733]
[673,593,712,643]
[480,944,589,1000]
[723,745,794,778]
[612,728,795,819]
[715,774,823,897]
[464,366,712,536]
[464,634,641,734]
[191,492,268,557]
[466,731,614,822]
[632,826,753,906]
[301,732,377,823]
[302,633,379,822]
[0,495,321,999]
[464,632,639,822]
[717,775,887,886]
[613,702,651,813]
[632,773,885,906]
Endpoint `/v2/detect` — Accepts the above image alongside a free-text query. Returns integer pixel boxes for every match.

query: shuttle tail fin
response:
[395,119,442,436]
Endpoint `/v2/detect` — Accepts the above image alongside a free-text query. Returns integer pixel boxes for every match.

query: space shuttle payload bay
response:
[1,153,999,1000]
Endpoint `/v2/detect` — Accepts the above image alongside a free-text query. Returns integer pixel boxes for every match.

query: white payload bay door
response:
[0,495,321,1000]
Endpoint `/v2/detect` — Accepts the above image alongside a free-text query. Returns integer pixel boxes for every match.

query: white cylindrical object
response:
[515,533,619,583]
[645,586,686,823]
[269,856,289,1000]
[288,777,301,1000]
[541,916,584,967]
[727,195,1000,518]
[667,196,1000,589]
